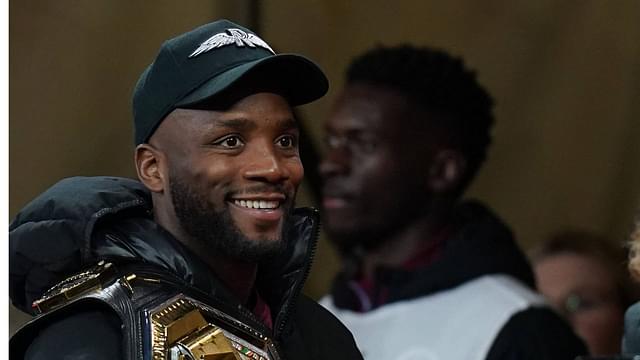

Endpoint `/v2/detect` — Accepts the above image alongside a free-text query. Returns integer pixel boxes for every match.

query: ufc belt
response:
[30,261,282,360]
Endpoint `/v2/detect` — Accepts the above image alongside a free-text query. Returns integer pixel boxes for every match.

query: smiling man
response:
[9,20,362,360]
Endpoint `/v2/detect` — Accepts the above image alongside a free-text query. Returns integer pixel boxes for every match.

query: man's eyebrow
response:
[214,117,298,131]
[215,118,257,131]
[278,117,299,131]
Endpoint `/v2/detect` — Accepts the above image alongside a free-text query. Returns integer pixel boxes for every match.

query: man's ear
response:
[428,149,467,193]
[135,144,166,193]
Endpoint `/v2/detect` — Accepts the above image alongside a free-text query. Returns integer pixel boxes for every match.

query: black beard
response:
[170,175,288,263]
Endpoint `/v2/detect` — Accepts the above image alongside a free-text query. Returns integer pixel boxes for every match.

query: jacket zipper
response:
[274,208,321,338]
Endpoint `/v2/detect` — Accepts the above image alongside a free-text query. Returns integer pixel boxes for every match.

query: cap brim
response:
[176,54,328,108]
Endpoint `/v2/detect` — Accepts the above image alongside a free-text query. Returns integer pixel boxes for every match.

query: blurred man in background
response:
[319,44,587,360]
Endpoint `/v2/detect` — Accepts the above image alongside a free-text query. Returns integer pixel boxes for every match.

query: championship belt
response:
[31,261,281,360]
[148,295,279,360]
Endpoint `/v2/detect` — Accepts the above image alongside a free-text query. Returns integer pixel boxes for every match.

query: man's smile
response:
[322,196,350,210]
[322,184,356,210]
[233,199,280,209]
[228,194,287,222]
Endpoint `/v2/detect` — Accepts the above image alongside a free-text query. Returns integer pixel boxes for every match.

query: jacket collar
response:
[330,201,535,311]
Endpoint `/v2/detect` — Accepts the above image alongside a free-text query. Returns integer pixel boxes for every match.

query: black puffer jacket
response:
[10,176,363,360]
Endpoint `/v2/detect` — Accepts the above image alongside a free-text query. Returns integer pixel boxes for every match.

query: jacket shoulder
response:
[288,295,363,360]
[486,306,588,360]
[10,176,151,314]
[11,299,124,359]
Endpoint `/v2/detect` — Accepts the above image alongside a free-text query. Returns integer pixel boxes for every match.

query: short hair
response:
[530,230,638,308]
[346,45,495,190]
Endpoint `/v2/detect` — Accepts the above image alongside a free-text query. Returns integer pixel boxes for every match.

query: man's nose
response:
[319,145,350,179]
[243,144,291,183]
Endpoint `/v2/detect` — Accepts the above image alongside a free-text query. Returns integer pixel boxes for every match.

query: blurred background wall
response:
[9,0,640,334]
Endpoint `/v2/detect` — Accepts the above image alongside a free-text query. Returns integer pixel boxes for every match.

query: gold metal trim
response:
[149,295,275,360]
[32,261,118,314]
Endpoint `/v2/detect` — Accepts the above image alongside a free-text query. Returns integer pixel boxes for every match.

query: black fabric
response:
[9,176,363,360]
[93,216,240,307]
[24,310,122,360]
[332,200,536,309]
[280,296,362,360]
[9,176,151,314]
[486,307,587,360]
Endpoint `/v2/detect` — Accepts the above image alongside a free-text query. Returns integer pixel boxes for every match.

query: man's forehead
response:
[331,85,441,134]
[328,96,398,134]
[150,107,298,148]
[212,116,298,131]
[170,97,297,131]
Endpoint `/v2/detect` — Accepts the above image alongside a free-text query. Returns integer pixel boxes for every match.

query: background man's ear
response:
[428,149,467,193]
[135,144,166,193]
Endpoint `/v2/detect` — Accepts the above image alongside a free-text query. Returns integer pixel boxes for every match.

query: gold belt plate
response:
[149,295,278,360]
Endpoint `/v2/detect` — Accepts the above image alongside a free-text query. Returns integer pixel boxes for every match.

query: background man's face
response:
[160,92,303,261]
[319,83,436,251]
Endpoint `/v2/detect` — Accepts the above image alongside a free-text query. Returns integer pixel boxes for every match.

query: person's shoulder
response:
[290,295,363,359]
[294,295,355,334]
[11,306,123,360]
[486,306,588,360]
[623,301,640,355]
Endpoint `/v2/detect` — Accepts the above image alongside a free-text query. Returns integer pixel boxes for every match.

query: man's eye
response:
[213,135,244,149]
[276,135,297,149]
[325,134,342,149]
[324,134,376,153]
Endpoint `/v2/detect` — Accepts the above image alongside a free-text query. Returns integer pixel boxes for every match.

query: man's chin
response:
[326,225,387,254]
[224,223,287,261]
[230,236,285,263]
[234,223,284,244]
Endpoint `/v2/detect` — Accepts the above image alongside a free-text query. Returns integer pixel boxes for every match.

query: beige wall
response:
[10,0,254,215]
[10,0,640,331]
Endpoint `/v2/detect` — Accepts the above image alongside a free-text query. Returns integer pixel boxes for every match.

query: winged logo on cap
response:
[189,28,275,58]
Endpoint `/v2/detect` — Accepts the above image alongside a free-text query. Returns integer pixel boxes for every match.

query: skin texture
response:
[534,252,625,355]
[319,83,465,278]
[135,92,303,303]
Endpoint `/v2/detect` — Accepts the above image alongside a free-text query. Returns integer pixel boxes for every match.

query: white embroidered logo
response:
[189,28,275,58]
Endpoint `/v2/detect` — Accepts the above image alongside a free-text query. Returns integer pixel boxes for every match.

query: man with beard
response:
[319,45,587,360]
[9,20,362,360]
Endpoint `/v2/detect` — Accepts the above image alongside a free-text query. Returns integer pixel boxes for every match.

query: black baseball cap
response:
[132,19,329,145]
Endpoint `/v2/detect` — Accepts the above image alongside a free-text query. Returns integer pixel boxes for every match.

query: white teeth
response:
[233,199,279,209]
